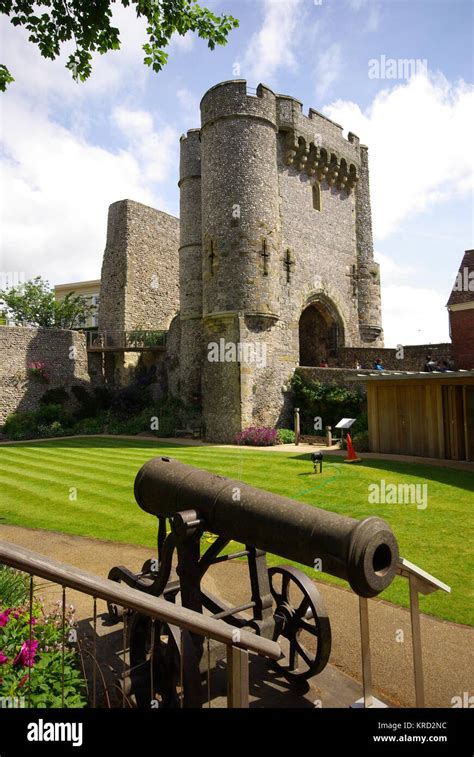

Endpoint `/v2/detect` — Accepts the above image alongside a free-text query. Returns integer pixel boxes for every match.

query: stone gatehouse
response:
[97,80,384,441]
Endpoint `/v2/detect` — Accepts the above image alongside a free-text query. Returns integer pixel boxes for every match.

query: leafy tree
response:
[0,0,239,92]
[0,276,94,329]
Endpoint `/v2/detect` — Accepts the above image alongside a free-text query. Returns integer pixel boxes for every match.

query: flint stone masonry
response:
[0,327,89,424]
[92,81,385,441]
[99,199,180,332]
[333,344,452,371]
[177,80,383,441]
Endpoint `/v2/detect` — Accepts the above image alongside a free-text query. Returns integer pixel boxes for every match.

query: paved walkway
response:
[1,524,471,708]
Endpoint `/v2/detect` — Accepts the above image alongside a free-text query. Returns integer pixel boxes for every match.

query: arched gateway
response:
[299,296,344,366]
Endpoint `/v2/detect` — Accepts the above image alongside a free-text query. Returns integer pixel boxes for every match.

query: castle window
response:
[312,183,321,211]
[209,240,215,275]
[261,239,270,276]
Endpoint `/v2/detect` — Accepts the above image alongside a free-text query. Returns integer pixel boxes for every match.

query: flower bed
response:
[235,427,279,446]
[0,569,86,707]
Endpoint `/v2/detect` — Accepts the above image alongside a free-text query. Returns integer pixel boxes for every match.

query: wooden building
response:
[354,371,474,461]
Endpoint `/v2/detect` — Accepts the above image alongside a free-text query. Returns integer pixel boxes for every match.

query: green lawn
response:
[0,437,472,626]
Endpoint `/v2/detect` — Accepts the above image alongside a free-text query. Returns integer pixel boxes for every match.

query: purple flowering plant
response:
[27,361,49,383]
[0,576,85,707]
[235,427,279,446]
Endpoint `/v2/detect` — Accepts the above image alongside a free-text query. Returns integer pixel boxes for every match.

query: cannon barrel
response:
[134,457,399,598]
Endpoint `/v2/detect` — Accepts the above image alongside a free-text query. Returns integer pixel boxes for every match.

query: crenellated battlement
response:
[200,79,277,132]
[281,134,359,193]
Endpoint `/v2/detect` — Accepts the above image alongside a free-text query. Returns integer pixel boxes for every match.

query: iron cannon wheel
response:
[128,612,202,708]
[268,565,331,682]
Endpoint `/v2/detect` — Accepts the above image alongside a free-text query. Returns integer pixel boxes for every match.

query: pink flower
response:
[0,610,11,627]
[13,639,39,668]
[0,650,8,664]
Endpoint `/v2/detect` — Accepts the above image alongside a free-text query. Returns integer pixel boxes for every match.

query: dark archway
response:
[299,299,343,366]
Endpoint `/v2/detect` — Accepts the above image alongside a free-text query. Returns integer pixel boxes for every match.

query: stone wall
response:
[98,199,180,387]
[99,199,180,332]
[0,327,89,424]
[333,343,452,371]
[296,366,370,390]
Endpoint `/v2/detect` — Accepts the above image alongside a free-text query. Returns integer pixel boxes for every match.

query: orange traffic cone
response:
[344,433,362,463]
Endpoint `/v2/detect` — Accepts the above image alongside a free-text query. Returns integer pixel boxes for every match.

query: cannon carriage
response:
[107,457,399,707]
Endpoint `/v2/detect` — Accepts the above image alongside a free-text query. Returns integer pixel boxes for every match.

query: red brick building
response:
[447,249,474,370]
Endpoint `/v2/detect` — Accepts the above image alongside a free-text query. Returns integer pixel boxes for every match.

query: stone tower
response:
[179,80,383,441]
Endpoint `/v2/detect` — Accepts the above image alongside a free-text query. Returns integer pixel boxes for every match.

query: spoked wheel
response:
[269,565,331,682]
[127,612,202,708]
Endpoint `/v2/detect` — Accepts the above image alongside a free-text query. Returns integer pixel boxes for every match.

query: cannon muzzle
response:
[134,457,399,598]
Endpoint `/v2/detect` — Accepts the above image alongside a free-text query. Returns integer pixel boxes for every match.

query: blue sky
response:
[0,0,473,346]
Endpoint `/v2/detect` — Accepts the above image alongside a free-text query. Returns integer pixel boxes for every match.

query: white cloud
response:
[324,71,474,240]
[381,285,449,347]
[0,7,149,102]
[169,31,195,52]
[0,7,182,287]
[374,251,416,283]
[373,251,449,345]
[0,96,176,285]
[367,5,380,32]
[176,87,200,123]
[112,106,179,183]
[315,43,342,100]
[242,0,303,84]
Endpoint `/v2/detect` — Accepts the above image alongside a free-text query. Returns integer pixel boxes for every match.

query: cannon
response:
[108,457,399,707]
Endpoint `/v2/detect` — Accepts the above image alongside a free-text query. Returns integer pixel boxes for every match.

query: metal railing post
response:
[409,574,425,707]
[359,596,373,707]
[226,645,249,708]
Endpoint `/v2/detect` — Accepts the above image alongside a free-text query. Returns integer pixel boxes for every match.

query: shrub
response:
[351,412,368,436]
[235,427,278,446]
[74,416,106,435]
[71,385,98,419]
[352,430,370,452]
[40,387,69,406]
[93,386,112,411]
[277,428,296,444]
[3,412,37,440]
[35,403,65,425]
[290,373,366,434]
[48,421,66,437]
[112,384,152,415]
[105,414,148,435]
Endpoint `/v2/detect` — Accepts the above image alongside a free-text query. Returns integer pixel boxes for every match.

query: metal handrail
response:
[356,557,451,708]
[0,541,280,660]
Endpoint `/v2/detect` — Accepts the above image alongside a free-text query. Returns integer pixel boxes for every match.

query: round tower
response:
[198,81,283,441]
[200,80,281,318]
[178,129,203,403]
